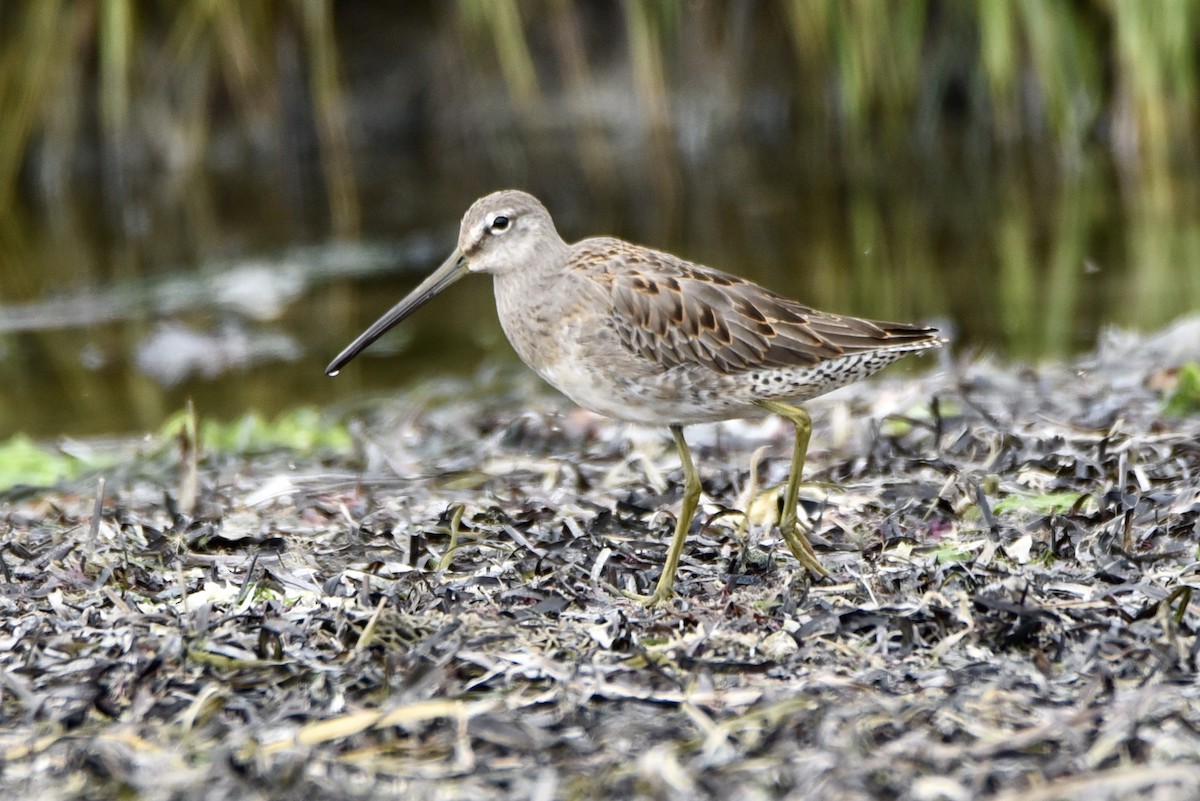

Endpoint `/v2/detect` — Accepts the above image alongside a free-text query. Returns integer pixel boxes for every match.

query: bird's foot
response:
[620,586,673,607]
[780,517,830,579]
[614,575,681,606]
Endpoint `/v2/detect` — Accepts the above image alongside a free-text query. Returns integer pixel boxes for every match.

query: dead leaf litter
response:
[3,318,1200,800]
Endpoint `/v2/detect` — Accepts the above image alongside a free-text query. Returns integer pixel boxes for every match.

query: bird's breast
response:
[492,272,575,374]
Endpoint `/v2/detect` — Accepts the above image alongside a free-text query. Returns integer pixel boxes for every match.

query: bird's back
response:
[576,236,937,362]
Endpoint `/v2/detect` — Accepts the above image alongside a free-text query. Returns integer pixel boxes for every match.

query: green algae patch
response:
[0,435,124,492]
[0,435,85,490]
[159,406,353,455]
[992,491,1091,515]
[1164,362,1200,418]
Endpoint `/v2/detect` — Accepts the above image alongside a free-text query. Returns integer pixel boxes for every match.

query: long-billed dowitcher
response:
[327,190,943,605]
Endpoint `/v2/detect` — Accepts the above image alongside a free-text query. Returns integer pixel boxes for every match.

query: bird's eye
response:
[489,215,511,234]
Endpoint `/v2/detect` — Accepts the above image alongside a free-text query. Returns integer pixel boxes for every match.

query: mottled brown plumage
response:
[585,239,934,372]
[327,190,945,605]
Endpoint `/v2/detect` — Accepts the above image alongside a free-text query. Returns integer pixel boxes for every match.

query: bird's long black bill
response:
[325,249,468,376]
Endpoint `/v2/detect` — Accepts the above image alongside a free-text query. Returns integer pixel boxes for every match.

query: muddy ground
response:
[3,318,1200,801]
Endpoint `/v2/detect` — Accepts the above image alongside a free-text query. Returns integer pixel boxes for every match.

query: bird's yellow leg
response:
[758,400,829,578]
[624,425,701,606]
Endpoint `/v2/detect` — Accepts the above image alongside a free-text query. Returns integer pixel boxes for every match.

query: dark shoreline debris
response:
[3,319,1200,799]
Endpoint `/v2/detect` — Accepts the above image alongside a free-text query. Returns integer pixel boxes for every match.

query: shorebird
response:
[326,190,943,605]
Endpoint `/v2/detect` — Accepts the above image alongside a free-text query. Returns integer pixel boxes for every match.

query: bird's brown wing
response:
[574,238,940,375]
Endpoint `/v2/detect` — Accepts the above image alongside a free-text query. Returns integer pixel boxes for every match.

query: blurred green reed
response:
[456,0,1197,177]
[0,0,357,235]
[3,1,1198,223]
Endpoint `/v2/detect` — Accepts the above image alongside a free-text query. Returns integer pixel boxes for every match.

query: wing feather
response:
[577,238,940,374]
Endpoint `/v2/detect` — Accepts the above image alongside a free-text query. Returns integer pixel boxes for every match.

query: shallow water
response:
[2,136,1198,440]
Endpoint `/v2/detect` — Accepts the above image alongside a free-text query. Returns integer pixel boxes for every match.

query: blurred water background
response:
[1,1,1199,439]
